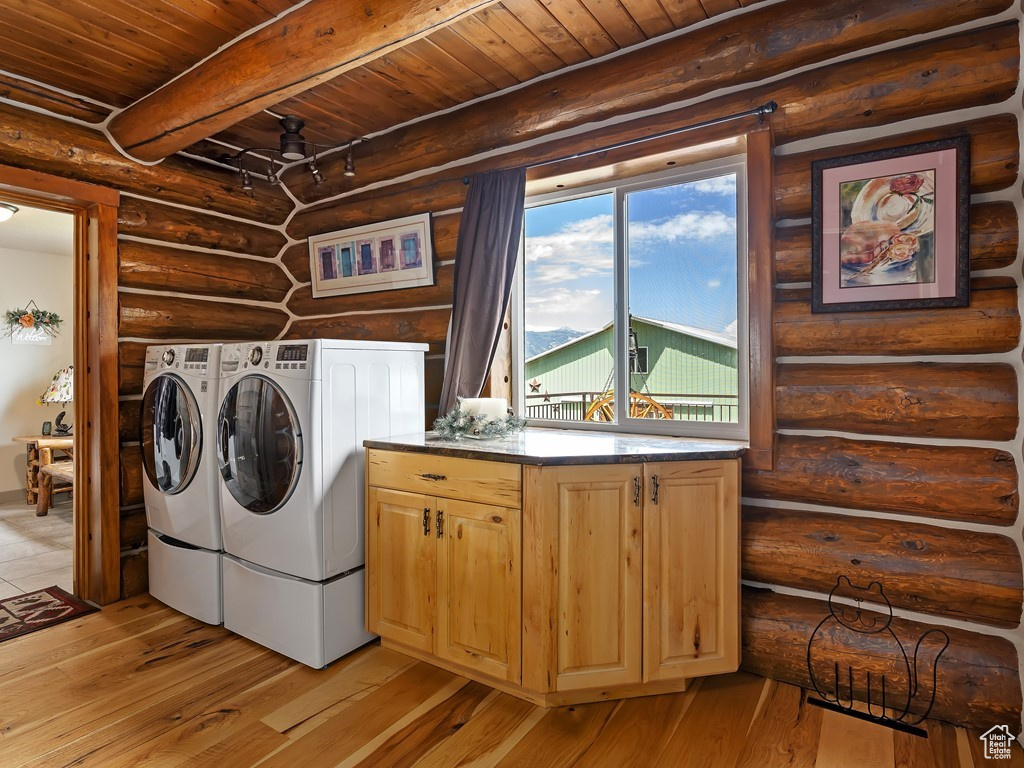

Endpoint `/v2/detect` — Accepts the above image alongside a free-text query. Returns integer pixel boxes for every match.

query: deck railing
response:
[524,391,738,422]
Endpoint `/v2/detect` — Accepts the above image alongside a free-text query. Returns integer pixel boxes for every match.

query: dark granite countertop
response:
[364,427,746,465]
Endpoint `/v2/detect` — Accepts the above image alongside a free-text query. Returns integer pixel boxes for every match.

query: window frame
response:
[512,155,749,440]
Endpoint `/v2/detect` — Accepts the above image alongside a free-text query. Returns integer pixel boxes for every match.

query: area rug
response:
[0,586,97,642]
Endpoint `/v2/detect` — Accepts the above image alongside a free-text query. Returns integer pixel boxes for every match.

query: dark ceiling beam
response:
[107,0,497,163]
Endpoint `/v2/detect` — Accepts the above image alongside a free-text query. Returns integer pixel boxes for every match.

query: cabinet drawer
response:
[368,449,521,507]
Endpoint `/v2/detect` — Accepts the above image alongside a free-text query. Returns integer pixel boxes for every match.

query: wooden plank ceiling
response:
[0,0,755,160]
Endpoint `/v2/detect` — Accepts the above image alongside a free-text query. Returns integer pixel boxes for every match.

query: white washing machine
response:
[216,338,426,667]
[141,343,223,625]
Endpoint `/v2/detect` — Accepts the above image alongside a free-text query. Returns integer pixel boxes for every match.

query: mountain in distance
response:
[525,327,586,359]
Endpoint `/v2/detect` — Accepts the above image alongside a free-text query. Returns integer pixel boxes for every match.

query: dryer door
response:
[141,373,202,495]
[217,374,302,515]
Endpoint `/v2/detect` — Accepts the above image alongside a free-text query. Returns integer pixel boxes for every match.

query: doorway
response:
[0,164,121,605]
[0,204,76,595]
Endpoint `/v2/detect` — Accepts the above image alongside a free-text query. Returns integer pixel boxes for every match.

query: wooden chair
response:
[36,460,74,517]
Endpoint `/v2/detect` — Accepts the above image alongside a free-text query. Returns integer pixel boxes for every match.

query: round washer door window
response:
[141,374,202,495]
[217,374,302,515]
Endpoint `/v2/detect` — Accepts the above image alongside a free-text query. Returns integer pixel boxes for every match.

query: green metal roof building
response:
[524,316,738,423]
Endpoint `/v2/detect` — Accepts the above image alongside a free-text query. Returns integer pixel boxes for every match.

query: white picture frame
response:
[308,212,434,298]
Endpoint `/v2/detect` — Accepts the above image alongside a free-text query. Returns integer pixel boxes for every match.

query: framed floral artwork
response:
[308,213,434,298]
[811,136,969,313]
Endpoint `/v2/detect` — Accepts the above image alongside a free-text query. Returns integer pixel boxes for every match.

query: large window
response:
[514,157,748,438]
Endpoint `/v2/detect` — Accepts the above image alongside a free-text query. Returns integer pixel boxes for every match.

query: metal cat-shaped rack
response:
[805,576,950,738]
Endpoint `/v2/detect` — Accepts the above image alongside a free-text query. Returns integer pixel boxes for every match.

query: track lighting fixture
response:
[220,114,367,193]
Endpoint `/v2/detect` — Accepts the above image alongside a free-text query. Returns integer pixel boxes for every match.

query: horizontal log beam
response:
[291,177,467,241]
[286,265,453,317]
[289,24,1017,236]
[119,241,292,303]
[285,0,1014,202]
[107,0,497,161]
[0,74,109,123]
[118,292,289,341]
[120,508,148,551]
[775,200,1018,284]
[742,434,1018,525]
[775,362,1018,440]
[117,199,286,258]
[0,103,291,224]
[775,277,1020,357]
[742,507,1023,627]
[120,551,148,599]
[425,356,445,429]
[118,342,147,397]
[775,115,1019,221]
[284,307,450,354]
[280,243,311,286]
[742,587,1021,728]
[118,401,140,445]
[120,445,143,508]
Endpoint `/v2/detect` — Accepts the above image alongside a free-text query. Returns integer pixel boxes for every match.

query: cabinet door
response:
[528,465,642,692]
[435,497,521,683]
[366,487,436,653]
[643,460,740,682]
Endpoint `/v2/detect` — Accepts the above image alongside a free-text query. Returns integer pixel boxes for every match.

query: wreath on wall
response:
[3,300,63,338]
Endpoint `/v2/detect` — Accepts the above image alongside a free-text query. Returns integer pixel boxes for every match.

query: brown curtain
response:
[438,167,527,415]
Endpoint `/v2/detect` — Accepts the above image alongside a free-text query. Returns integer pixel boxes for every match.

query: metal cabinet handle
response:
[421,473,447,481]
[422,508,430,537]
[436,509,444,538]
[633,476,641,507]
[651,474,660,505]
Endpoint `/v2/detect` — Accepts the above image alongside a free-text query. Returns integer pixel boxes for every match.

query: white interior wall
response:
[0,209,75,495]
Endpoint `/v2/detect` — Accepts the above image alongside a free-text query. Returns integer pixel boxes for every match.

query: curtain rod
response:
[462,100,777,183]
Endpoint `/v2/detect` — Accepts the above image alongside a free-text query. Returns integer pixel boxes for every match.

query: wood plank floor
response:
[0,595,1019,767]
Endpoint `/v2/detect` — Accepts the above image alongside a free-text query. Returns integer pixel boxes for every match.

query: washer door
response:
[217,374,302,515]
[141,373,202,495]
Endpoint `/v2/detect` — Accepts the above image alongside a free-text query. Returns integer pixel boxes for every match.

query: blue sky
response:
[523,174,738,335]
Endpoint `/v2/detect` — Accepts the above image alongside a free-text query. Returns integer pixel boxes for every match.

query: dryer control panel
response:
[274,344,309,371]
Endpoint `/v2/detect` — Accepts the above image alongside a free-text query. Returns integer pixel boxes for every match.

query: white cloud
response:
[524,214,613,266]
[691,176,737,195]
[723,319,738,337]
[525,286,611,333]
[630,211,735,242]
[707,278,721,289]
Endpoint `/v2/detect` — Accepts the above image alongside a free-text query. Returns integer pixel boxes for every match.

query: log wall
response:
[278,0,1024,729]
[0,0,1017,731]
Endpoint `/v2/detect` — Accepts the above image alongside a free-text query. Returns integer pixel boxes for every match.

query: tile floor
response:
[0,495,74,598]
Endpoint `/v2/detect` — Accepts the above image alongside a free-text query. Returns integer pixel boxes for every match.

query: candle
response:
[461,397,507,421]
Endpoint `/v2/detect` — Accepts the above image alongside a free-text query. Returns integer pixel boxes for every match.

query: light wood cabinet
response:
[366,453,521,683]
[523,464,642,693]
[366,447,739,706]
[642,461,740,682]
[435,497,520,682]
[366,487,435,653]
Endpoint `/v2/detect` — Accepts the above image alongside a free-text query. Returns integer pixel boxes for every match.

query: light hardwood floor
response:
[0,595,1018,767]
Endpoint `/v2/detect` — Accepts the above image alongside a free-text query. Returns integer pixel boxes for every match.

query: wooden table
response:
[11,435,74,505]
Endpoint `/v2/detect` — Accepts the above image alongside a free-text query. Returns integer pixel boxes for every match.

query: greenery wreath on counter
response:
[4,300,63,338]
[433,398,526,440]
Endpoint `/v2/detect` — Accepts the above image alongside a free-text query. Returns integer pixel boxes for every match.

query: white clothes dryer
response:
[141,343,223,625]
[216,338,426,667]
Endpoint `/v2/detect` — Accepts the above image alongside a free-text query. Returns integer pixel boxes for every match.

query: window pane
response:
[626,174,739,423]
[523,194,616,423]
